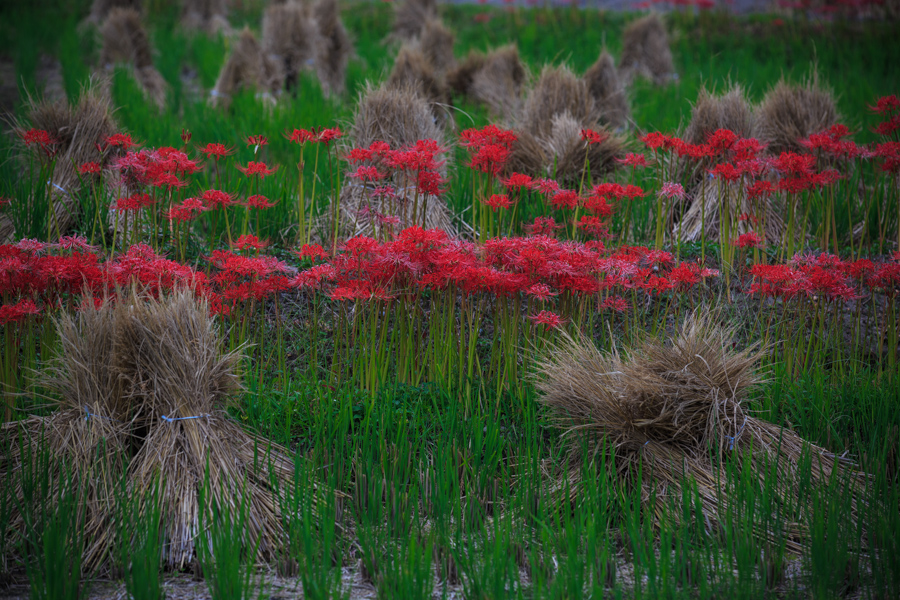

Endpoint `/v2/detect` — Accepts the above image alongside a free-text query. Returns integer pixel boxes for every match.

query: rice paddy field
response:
[1,0,900,598]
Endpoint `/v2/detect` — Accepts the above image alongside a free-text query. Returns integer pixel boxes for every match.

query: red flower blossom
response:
[772,151,816,175]
[348,165,385,181]
[245,194,276,209]
[746,180,776,199]
[525,217,562,236]
[708,163,742,181]
[601,295,628,312]
[581,129,608,145]
[246,134,268,149]
[503,172,534,191]
[551,189,580,210]
[641,132,675,151]
[287,129,316,144]
[0,298,41,325]
[870,95,900,114]
[483,194,511,211]
[734,231,763,248]
[468,143,511,176]
[577,215,609,238]
[317,127,343,145]
[873,114,900,137]
[706,129,739,154]
[583,194,613,217]
[530,310,564,329]
[296,243,328,261]
[106,133,136,150]
[19,128,56,147]
[658,182,685,200]
[616,152,648,168]
[115,192,155,212]
[79,162,102,175]
[202,189,237,209]
[526,283,557,300]
[533,178,560,196]
[166,197,207,222]
[200,142,235,159]
[237,161,278,177]
[232,234,269,251]
[416,170,446,196]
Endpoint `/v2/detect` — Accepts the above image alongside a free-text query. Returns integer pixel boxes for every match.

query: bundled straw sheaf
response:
[0,290,297,572]
[86,0,143,25]
[618,13,675,86]
[392,0,438,42]
[99,7,167,109]
[673,179,785,244]
[180,0,230,34]
[417,18,456,76]
[337,84,455,237]
[2,83,118,243]
[211,27,284,107]
[755,75,839,155]
[312,0,352,98]
[533,312,865,551]
[469,45,526,117]
[262,0,316,91]
[583,50,630,131]
[386,44,451,126]
[523,65,596,140]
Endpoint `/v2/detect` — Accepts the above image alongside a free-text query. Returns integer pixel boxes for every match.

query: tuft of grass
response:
[116,476,165,600]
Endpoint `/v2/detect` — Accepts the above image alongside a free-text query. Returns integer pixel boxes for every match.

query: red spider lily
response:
[57,235,98,253]
[181,129,191,144]
[503,172,533,191]
[106,133,137,150]
[460,124,518,149]
[601,295,628,312]
[706,129,739,154]
[581,128,609,145]
[738,213,759,225]
[734,231,763,248]
[79,162,102,175]
[777,175,815,194]
[0,298,41,325]
[151,173,187,189]
[658,182,685,200]
[616,153,648,168]
[526,283,558,300]
[199,142,235,159]
[708,163,742,181]
[467,143,511,176]
[525,217,562,237]
[870,95,900,114]
[675,140,713,160]
[772,151,816,175]
[296,243,328,261]
[873,114,900,137]
[641,132,676,151]
[166,197,207,222]
[583,194,613,217]
[317,127,343,145]
[232,234,269,251]
[287,129,317,144]
[114,192,155,213]
[0,197,10,209]
[19,128,56,147]
[108,244,206,293]
[874,141,900,174]
[202,189,237,209]
[245,194,276,209]
[746,180,775,199]
[590,182,625,200]
[868,263,900,296]
[416,170,446,196]
[246,134,268,148]
[208,250,293,279]
[483,194,511,211]
[237,161,278,178]
[669,263,700,288]
[530,310,565,329]
[577,215,610,238]
[623,184,646,199]
[532,178,560,196]
[732,138,767,161]
[348,165,385,181]
[550,189,580,210]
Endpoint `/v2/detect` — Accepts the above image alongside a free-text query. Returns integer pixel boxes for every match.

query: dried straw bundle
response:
[446,50,486,97]
[503,129,547,178]
[262,0,316,91]
[542,112,626,188]
[672,179,785,244]
[386,44,451,126]
[583,50,630,131]
[755,75,838,155]
[522,65,595,140]
[417,18,456,76]
[180,0,230,35]
[392,0,438,42]
[0,291,296,572]
[211,27,284,108]
[533,312,865,551]
[2,83,118,243]
[335,84,455,238]
[312,0,352,98]
[99,7,167,109]
[86,0,142,25]
[468,45,526,117]
[618,13,675,86]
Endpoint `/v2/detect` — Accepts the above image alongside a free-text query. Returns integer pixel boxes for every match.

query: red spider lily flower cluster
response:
[460,125,517,176]
[166,197,208,222]
[232,234,269,252]
[19,128,57,147]
[199,142,235,159]
[749,252,900,301]
[237,161,278,178]
[113,147,201,189]
[79,162,102,175]
[871,95,900,138]
[581,129,609,145]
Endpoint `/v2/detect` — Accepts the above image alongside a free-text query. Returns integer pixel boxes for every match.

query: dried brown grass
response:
[533,312,865,550]
[86,0,142,25]
[470,45,526,117]
[446,50,486,97]
[0,290,297,572]
[386,44,451,126]
[503,129,547,178]
[2,82,118,243]
[522,65,594,140]
[673,179,785,244]
[312,0,352,98]
[99,7,167,109]
[211,27,284,107]
[336,84,455,237]
[619,13,675,86]
[392,0,438,42]
[262,0,316,91]
[180,0,230,34]
[545,112,626,187]
[755,74,838,155]
[418,18,456,76]
[683,85,755,146]
[583,50,630,131]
